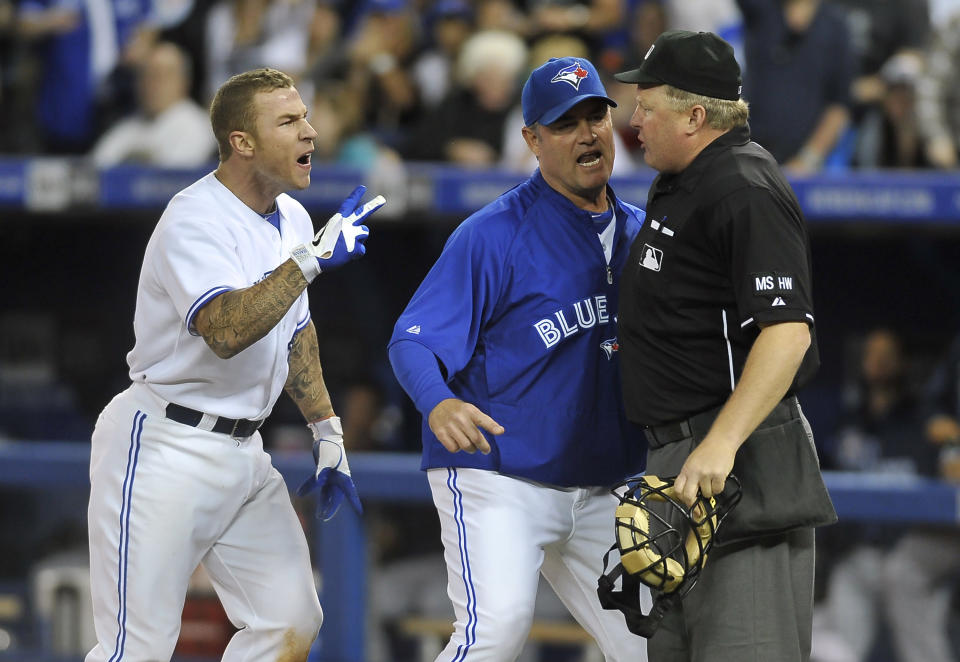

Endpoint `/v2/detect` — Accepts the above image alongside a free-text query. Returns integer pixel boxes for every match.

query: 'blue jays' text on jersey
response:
[388,170,647,487]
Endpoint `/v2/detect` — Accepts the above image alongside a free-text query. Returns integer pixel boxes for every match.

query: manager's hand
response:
[428,398,503,455]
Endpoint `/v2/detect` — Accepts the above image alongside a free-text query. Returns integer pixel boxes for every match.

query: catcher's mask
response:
[597,474,741,638]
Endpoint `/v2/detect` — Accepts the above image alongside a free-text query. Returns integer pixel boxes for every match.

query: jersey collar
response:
[531,168,625,233]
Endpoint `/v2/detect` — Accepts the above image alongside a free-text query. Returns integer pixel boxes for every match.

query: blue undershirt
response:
[260,207,281,234]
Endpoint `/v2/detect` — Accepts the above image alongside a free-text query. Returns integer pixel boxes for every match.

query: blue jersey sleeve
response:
[388,214,511,378]
[388,339,457,417]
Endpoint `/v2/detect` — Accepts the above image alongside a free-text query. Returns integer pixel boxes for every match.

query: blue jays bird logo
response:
[600,337,619,360]
[551,61,590,90]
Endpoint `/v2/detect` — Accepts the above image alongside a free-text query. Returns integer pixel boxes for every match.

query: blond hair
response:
[663,85,749,131]
[457,29,528,86]
[209,68,295,162]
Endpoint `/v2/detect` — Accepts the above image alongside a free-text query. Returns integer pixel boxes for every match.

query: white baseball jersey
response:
[127,171,313,420]
[86,172,324,662]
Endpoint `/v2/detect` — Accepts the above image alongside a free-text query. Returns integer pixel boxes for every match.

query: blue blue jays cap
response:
[521,57,617,127]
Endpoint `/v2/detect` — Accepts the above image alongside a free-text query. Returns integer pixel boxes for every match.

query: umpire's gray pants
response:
[644,432,816,662]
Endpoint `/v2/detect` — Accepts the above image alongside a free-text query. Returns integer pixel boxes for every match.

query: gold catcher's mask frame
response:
[597,474,742,638]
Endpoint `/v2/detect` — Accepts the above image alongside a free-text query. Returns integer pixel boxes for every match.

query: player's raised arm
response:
[193,186,384,359]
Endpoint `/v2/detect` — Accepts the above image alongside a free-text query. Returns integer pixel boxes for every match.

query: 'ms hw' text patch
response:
[751,272,795,295]
[751,272,795,307]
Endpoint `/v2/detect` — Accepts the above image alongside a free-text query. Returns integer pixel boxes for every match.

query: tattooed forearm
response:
[194,259,308,359]
[285,320,334,421]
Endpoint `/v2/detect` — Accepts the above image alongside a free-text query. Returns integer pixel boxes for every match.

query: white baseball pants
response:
[85,384,322,662]
[427,467,649,661]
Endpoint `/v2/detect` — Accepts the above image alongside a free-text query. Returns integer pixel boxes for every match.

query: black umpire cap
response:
[614,30,742,101]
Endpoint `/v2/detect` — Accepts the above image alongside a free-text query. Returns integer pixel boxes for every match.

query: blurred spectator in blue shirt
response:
[737,0,855,173]
[90,41,214,168]
[18,0,153,153]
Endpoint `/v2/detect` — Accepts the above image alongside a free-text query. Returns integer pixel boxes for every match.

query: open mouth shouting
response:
[577,151,602,168]
[297,150,313,169]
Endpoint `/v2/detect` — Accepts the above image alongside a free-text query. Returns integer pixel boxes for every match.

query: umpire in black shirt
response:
[614,30,836,661]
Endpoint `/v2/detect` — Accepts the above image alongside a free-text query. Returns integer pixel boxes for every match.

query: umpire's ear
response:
[685,104,708,136]
[521,124,541,160]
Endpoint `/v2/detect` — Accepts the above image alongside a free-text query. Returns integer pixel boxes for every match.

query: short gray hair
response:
[663,85,749,131]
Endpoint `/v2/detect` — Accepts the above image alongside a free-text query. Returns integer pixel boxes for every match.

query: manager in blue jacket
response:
[388,56,649,660]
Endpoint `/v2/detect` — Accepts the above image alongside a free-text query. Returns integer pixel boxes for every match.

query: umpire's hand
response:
[428,398,503,454]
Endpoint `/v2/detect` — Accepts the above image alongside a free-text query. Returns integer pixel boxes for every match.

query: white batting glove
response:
[295,416,363,521]
[290,185,386,283]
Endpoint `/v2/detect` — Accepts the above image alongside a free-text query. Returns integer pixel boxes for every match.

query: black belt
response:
[165,403,263,438]
[644,395,801,449]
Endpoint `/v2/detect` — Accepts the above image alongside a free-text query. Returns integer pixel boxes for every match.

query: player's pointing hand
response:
[291,184,386,283]
[428,398,503,455]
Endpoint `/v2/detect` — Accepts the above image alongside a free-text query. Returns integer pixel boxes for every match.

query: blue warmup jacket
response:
[388,170,647,487]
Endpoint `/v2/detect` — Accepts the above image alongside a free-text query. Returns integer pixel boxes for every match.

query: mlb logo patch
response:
[640,244,663,272]
[551,61,590,90]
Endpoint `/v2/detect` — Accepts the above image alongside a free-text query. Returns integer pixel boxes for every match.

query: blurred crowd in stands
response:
[0,0,957,172]
[811,328,960,662]
[2,1,960,660]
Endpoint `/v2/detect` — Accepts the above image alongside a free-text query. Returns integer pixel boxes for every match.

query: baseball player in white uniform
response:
[85,68,385,662]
